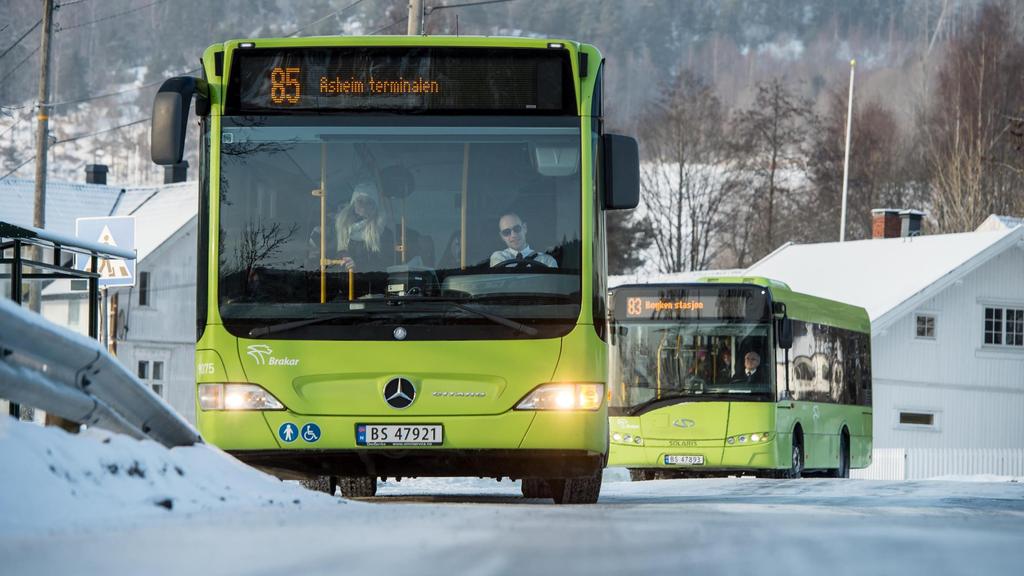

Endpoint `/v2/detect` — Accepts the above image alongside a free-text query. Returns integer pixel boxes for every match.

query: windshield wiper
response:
[248,296,539,338]
[385,296,538,336]
[247,312,381,338]
[627,393,697,416]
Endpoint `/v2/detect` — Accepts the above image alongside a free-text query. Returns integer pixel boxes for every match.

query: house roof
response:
[1,177,198,264]
[610,269,743,289]
[744,225,1024,333]
[112,181,197,262]
[976,214,1024,232]
[0,177,123,237]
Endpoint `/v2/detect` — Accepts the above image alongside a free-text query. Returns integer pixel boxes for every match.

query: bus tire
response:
[521,478,551,499]
[628,469,656,482]
[549,470,602,504]
[337,476,377,498]
[833,432,851,478]
[783,439,804,479]
[300,475,334,494]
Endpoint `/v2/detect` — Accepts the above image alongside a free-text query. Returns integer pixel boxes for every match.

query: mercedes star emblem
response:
[393,327,407,341]
[383,377,416,409]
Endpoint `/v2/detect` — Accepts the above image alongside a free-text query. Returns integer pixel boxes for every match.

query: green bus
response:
[607,279,872,479]
[150,36,638,504]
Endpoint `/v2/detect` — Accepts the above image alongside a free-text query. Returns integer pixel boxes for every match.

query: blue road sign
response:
[278,422,298,443]
[301,423,321,443]
[75,216,136,287]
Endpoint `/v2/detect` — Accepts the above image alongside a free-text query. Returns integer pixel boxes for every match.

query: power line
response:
[0,112,31,139]
[0,46,40,85]
[1,116,149,181]
[287,0,369,37]
[56,0,90,7]
[0,19,42,62]
[370,15,408,35]
[53,116,150,145]
[56,0,168,32]
[0,156,34,183]
[47,66,200,108]
[426,0,515,14]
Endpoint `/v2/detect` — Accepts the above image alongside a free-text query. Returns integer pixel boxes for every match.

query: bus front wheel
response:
[521,478,551,499]
[300,475,335,495]
[629,469,656,482]
[782,441,803,479]
[548,470,602,504]
[337,476,377,498]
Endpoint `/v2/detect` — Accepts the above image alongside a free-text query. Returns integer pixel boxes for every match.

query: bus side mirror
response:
[151,77,208,166]
[777,316,793,350]
[602,133,639,210]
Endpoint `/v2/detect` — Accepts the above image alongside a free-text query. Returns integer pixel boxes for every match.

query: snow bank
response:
[0,416,340,535]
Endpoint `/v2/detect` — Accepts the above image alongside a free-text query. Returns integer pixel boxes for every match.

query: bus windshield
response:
[609,322,773,414]
[217,116,582,340]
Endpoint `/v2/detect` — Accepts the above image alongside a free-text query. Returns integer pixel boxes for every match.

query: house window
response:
[984,307,1024,347]
[151,383,164,398]
[915,314,935,339]
[153,361,164,381]
[138,360,149,380]
[67,300,80,325]
[139,271,151,306]
[899,411,935,427]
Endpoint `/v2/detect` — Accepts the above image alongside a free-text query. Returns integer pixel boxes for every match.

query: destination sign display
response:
[226,47,574,115]
[612,287,769,322]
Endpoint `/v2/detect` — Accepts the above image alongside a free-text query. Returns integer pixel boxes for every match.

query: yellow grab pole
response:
[460,144,469,269]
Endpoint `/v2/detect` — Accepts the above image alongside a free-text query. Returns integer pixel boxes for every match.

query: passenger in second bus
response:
[489,212,557,268]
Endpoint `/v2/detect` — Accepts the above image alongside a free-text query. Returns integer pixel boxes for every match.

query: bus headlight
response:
[726,432,772,445]
[516,383,604,411]
[199,384,285,411]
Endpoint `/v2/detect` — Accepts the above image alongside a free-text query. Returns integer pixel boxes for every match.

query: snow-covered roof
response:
[610,269,743,289]
[976,214,1023,233]
[113,181,197,262]
[745,226,1024,332]
[0,177,123,237]
[1,177,197,264]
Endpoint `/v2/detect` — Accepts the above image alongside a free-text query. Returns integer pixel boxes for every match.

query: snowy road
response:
[5,475,1024,576]
[2,418,1023,575]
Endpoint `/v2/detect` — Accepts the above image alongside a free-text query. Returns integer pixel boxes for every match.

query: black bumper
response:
[230,448,604,480]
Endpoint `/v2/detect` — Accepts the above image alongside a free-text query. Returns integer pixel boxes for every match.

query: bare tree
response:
[805,91,928,241]
[728,78,812,265]
[641,71,739,273]
[924,3,1024,233]
[607,210,654,274]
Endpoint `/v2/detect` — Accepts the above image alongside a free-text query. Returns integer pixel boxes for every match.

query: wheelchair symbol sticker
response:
[301,423,321,443]
[278,422,298,443]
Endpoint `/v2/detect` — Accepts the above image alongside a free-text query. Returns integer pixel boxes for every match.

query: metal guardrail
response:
[0,298,201,447]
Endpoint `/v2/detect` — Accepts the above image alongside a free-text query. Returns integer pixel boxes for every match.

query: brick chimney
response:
[871,209,901,239]
[85,164,108,185]
[164,161,189,184]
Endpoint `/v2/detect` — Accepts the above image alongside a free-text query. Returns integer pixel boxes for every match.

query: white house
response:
[1,173,199,424]
[746,214,1024,479]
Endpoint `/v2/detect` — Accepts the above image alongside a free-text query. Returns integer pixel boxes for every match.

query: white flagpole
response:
[839,59,856,242]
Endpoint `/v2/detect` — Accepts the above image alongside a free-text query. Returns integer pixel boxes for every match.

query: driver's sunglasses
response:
[500,224,523,237]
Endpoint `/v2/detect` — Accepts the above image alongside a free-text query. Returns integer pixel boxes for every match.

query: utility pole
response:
[839,59,855,243]
[30,0,55,312]
[407,0,424,35]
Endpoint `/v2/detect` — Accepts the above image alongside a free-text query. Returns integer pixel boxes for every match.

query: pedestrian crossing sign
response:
[75,216,136,287]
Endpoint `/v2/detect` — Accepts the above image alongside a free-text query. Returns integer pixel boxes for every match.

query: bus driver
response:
[489,212,557,268]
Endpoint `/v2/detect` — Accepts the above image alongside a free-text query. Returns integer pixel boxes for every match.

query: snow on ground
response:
[2,417,1024,575]
[0,416,341,536]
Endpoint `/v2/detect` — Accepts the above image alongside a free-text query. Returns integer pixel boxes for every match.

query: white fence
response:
[852,448,1024,480]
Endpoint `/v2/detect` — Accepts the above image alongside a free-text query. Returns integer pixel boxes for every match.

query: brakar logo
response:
[246,344,299,367]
